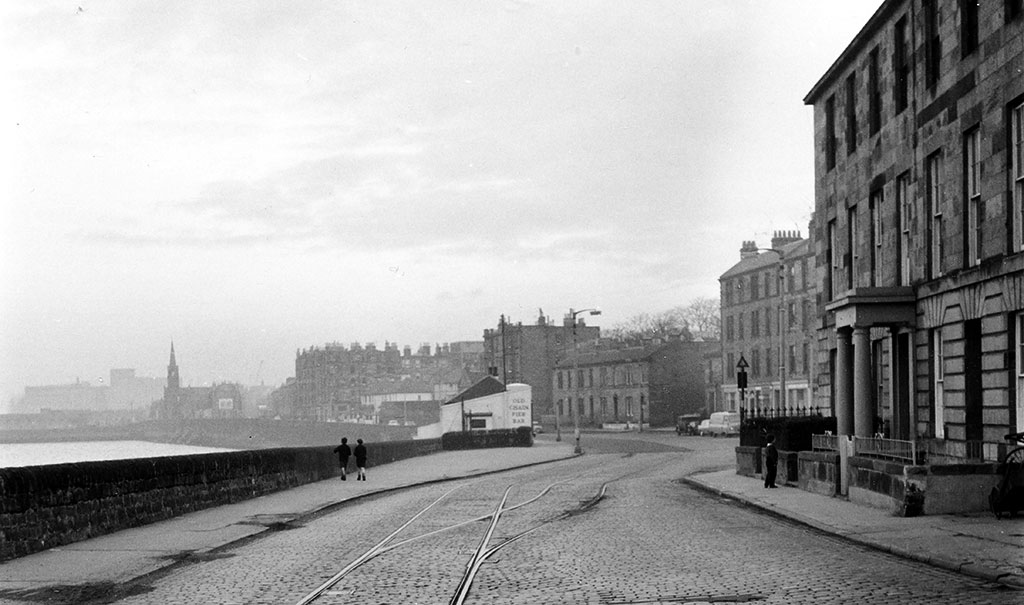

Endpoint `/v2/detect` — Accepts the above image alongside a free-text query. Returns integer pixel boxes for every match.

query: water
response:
[0,441,237,468]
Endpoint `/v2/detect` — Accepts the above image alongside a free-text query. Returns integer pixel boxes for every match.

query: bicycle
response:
[989,431,1024,519]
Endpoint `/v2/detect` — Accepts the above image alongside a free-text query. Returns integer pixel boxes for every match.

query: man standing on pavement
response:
[354,438,368,481]
[764,434,778,488]
[333,437,351,481]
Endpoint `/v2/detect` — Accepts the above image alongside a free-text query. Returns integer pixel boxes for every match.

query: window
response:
[764,307,772,336]
[737,314,745,340]
[869,47,881,135]
[751,349,761,377]
[924,0,941,89]
[788,345,796,375]
[928,152,945,278]
[828,219,838,298]
[802,299,811,331]
[894,16,909,113]
[932,328,945,438]
[802,342,810,376]
[557,371,564,390]
[751,310,760,337]
[965,128,982,266]
[960,0,979,57]
[723,281,733,306]
[825,95,837,170]
[845,73,857,155]
[848,206,859,289]
[1016,315,1024,433]
[1009,0,1024,22]
[897,172,912,285]
[765,348,773,377]
[588,368,594,387]
[751,274,760,299]
[726,316,735,341]
[788,302,797,329]
[1013,102,1024,251]
[870,188,884,285]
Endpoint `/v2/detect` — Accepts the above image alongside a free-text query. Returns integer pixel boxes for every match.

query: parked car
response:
[532,421,544,435]
[675,414,703,435]
[699,412,741,437]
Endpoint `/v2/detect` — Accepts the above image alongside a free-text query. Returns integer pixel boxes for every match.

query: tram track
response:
[292,473,613,605]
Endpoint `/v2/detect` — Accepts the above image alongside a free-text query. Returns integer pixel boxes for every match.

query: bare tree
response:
[607,297,720,343]
[676,296,720,341]
[606,309,693,342]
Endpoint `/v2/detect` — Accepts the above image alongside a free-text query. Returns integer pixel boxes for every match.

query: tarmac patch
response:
[0,581,155,604]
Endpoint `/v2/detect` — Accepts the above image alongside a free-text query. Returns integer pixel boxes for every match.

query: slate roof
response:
[719,238,809,280]
[444,375,506,405]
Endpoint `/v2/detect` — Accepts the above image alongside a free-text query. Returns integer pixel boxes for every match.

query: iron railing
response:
[740,405,830,420]
[853,436,918,464]
[807,435,1015,464]
[811,433,838,452]
[921,438,1009,463]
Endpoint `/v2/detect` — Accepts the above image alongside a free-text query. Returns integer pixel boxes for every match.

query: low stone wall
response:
[847,456,921,516]
[797,451,840,496]
[922,462,1003,515]
[0,419,416,449]
[735,446,761,477]
[0,439,441,561]
[846,456,1003,516]
[779,450,799,484]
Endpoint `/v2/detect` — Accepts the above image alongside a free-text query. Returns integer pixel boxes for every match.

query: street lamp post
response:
[569,307,601,455]
[777,257,787,413]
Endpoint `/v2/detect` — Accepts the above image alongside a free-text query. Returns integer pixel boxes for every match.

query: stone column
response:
[853,326,875,438]
[836,328,854,436]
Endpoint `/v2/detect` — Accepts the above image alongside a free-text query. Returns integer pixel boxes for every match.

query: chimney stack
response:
[770,230,802,251]
[740,240,759,260]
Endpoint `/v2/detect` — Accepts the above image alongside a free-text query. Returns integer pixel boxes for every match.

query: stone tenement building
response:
[805,0,1024,452]
[719,232,819,415]
[552,338,706,428]
[483,310,600,422]
[292,340,484,421]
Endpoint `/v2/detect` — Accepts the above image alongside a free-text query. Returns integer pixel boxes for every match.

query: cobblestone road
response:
[19,435,1024,604]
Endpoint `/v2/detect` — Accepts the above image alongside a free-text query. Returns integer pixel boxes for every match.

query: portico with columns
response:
[826,288,916,439]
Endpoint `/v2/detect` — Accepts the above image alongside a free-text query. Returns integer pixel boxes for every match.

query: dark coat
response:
[765,443,779,467]
[354,443,367,466]
[333,443,351,464]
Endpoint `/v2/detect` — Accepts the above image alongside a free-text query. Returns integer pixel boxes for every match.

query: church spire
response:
[167,342,180,391]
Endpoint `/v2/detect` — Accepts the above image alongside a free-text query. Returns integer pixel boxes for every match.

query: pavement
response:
[1,435,1022,595]
[0,440,579,594]
[682,469,1024,589]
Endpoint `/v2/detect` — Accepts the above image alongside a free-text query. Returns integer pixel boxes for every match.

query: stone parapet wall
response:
[735,446,761,477]
[0,439,441,561]
[845,456,1003,516]
[797,451,840,496]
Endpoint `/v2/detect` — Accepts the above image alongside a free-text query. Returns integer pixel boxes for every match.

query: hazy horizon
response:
[1,1,883,411]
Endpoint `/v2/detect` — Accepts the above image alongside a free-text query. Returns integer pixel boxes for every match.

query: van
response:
[700,411,741,437]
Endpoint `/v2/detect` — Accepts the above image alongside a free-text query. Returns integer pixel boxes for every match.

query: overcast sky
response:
[0,1,882,409]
